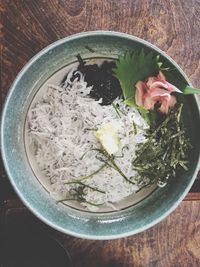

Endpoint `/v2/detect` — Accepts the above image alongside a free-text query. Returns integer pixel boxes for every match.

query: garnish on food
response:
[113,50,161,106]
[135,71,181,114]
[113,49,200,118]
[132,104,190,187]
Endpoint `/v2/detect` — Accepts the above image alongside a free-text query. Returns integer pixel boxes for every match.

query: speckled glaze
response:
[1,31,200,240]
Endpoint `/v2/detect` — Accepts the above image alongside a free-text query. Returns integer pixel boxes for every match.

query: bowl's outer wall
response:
[1,31,200,239]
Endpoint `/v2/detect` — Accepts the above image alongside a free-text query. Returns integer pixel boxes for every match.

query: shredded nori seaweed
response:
[132,104,191,187]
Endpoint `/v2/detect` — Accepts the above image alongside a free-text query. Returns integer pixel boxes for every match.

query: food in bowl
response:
[26,49,197,212]
[2,32,200,239]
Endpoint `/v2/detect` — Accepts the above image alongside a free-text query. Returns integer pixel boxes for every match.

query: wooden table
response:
[1,1,200,266]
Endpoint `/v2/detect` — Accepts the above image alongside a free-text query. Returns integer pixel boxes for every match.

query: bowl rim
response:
[1,30,200,240]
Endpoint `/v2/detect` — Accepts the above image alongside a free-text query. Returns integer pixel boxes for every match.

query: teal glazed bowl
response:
[1,31,200,240]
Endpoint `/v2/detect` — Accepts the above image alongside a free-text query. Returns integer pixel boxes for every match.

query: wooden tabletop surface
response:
[1,0,200,266]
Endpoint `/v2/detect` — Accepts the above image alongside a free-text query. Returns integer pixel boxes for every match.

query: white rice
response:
[27,68,149,211]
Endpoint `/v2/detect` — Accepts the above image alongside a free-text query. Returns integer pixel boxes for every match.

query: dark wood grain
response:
[1,0,200,103]
[65,201,200,267]
[1,1,200,266]
[1,199,200,267]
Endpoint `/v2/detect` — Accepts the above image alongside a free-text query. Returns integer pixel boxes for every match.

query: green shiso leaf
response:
[113,50,162,125]
[113,49,161,102]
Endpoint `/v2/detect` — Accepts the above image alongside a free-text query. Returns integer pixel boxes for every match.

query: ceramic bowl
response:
[1,31,200,240]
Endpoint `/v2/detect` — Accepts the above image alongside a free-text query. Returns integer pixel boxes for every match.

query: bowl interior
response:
[1,32,200,239]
